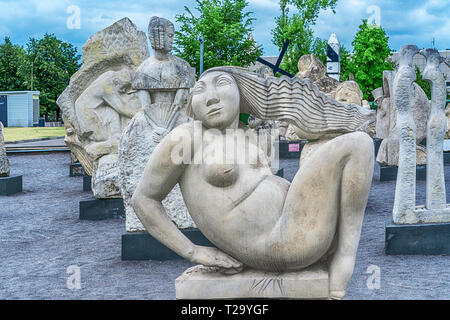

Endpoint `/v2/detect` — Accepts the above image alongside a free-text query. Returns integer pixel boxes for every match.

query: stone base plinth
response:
[444,152,450,164]
[69,163,86,177]
[83,176,91,192]
[122,229,213,261]
[0,175,23,195]
[175,263,329,300]
[79,198,124,220]
[386,218,450,255]
[376,165,426,181]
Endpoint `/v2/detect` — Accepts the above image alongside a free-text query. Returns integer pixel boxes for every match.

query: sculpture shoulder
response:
[132,55,196,90]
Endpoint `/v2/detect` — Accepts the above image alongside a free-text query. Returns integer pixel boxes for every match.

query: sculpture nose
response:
[207,97,220,107]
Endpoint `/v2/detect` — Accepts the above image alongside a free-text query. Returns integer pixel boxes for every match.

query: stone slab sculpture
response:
[57,17,149,199]
[118,16,196,232]
[0,122,10,177]
[374,69,430,166]
[131,66,375,299]
[393,45,450,224]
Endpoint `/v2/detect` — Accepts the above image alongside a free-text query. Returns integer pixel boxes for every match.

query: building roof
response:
[0,91,40,95]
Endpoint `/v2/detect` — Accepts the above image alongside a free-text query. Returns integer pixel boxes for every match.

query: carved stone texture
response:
[375,69,430,166]
[118,16,196,231]
[57,17,149,199]
[132,66,375,299]
[0,122,10,177]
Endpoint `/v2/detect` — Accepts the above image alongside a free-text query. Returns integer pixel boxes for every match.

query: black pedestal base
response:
[376,165,426,181]
[0,175,23,195]
[79,198,125,220]
[444,152,450,164]
[70,163,86,177]
[121,229,213,261]
[386,218,450,255]
[83,176,91,192]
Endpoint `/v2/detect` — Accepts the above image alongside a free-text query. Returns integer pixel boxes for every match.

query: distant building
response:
[0,91,40,127]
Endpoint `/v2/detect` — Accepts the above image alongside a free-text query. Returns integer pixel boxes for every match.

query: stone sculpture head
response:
[188,71,240,130]
[148,16,174,57]
[334,81,363,105]
[296,54,326,82]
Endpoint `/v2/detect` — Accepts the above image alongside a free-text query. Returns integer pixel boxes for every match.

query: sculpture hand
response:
[191,246,244,274]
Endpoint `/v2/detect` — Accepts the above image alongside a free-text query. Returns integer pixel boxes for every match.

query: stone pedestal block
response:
[176,263,329,300]
[385,218,450,255]
[83,175,91,192]
[279,140,305,159]
[69,163,86,177]
[0,175,22,195]
[376,165,426,181]
[79,198,124,220]
[121,229,213,261]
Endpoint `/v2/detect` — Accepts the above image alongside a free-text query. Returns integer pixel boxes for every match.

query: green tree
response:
[272,0,338,75]
[339,45,352,81]
[174,0,262,76]
[346,20,393,101]
[22,34,80,120]
[0,37,27,91]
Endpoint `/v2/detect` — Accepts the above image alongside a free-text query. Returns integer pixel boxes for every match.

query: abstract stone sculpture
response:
[0,122,10,177]
[393,45,450,224]
[57,18,149,198]
[374,69,430,166]
[118,16,196,231]
[132,66,375,299]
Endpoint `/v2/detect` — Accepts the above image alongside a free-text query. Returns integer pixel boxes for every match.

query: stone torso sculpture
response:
[132,66,375,299]
[0,122,9,177]
[57,18,149,198]
[118,17,196,231]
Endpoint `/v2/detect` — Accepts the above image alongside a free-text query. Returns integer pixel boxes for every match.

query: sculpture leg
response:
[271,132,373,288]
[328,133,374,299]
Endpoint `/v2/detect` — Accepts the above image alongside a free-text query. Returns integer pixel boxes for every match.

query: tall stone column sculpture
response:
[392,44,420,223]
[422,49,447,210]
[118,16,196,234]
[392,45,450,224]
[57,18,149,199]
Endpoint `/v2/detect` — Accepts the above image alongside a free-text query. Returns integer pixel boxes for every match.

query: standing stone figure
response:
[374,70,430,166]
[132,66,375,299]
[118,17,196,232]
[57,18,149,198]
[0,122,10,177]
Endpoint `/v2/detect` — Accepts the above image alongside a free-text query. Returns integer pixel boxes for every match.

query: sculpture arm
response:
[131,125,195,260]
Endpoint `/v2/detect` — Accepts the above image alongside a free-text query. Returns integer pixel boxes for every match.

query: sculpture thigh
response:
[266,132,373,272]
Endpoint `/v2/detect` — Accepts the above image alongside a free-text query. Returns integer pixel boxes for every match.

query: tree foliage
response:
[0,37,27,91]
[0,35,80,120]
[271,0,338,75]
[174,0,262,76]
[346,20,393,101]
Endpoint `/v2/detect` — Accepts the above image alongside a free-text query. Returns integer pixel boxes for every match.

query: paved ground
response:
[1,152,450,300]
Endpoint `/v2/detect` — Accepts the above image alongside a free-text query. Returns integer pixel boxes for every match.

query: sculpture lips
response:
[207,107,222,115]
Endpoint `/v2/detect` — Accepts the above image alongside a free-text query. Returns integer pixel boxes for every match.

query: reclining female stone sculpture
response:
[132,66,375,299]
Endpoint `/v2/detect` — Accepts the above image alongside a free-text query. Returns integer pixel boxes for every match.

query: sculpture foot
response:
[329,290,346,300]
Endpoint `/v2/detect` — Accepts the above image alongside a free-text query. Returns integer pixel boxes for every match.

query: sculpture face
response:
[148,17,174,53]
[191,71,240,129]
[334,81,363,106]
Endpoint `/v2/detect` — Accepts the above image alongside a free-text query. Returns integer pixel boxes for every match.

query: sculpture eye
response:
[193,83,205,93]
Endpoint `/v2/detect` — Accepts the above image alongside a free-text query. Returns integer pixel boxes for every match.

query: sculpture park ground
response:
[1,146,450,300]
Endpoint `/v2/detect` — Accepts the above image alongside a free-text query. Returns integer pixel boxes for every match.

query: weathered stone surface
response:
[132,66,374,299]
[375,69,430,166]
[118,16,196,231]
[175,264,329,299]
[57,17,149,199]
[0,122,9,177]
[296,54,326,82]
[334,80,363,106]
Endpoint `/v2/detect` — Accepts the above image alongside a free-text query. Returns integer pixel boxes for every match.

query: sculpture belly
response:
[181,173,289,270]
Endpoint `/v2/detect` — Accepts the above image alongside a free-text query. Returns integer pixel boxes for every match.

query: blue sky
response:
[0,0,449,57]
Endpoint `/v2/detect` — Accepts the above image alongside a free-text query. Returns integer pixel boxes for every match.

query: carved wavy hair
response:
[186,66,375,139]
[148,16,174,50]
